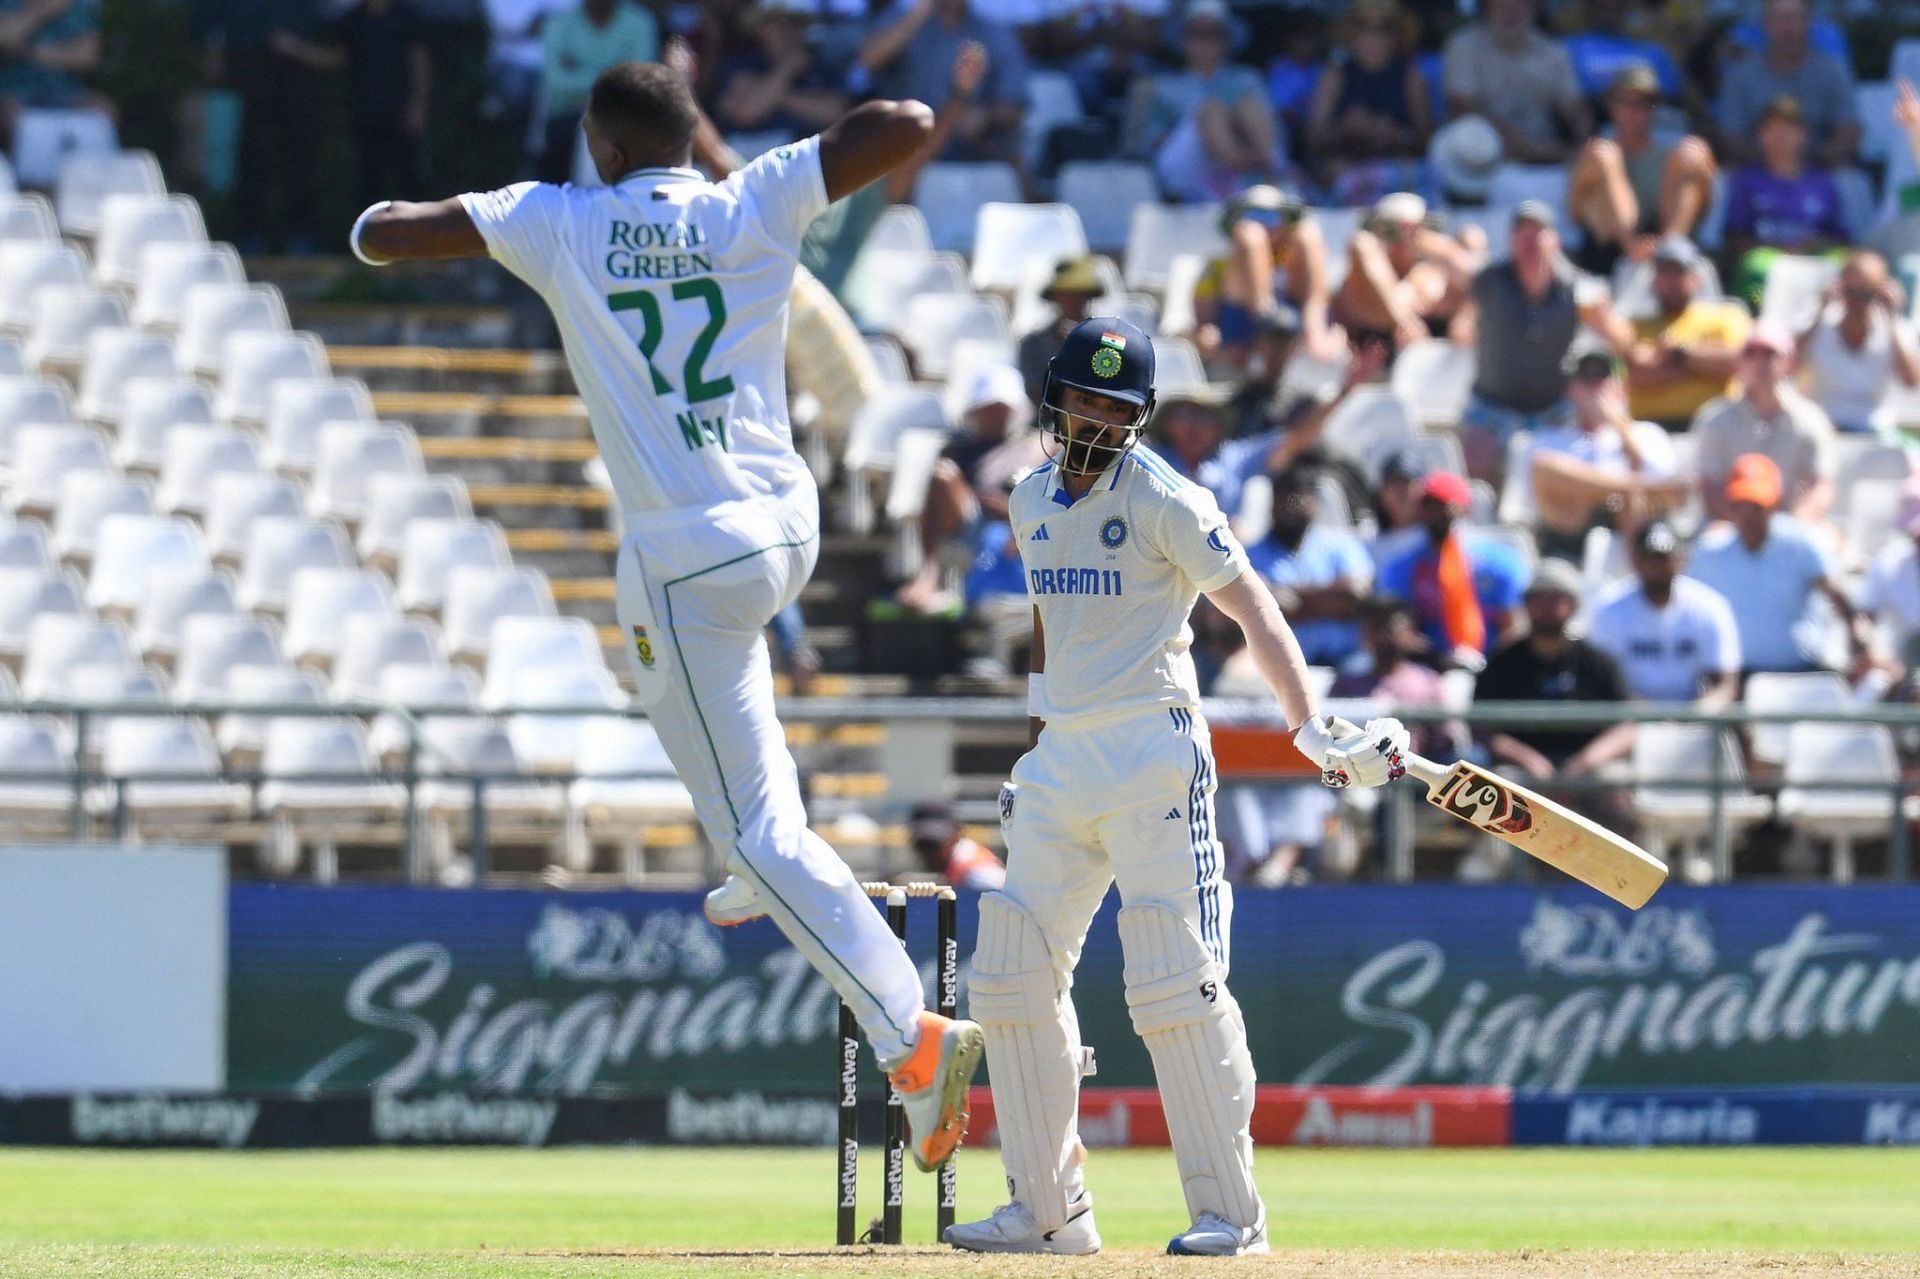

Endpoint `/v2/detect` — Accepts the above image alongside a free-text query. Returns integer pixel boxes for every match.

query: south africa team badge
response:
[1100,516,1128,548]
[631,625,657,670]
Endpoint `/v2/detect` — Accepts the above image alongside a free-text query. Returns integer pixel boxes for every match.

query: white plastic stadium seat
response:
[213,664,325,761]
[262,378,375,475]
[1322,388,1419,481]
[113,376,215,472]
[395,518,510,614]
[307,422,423,523]
[257,717,406,881]
[23,283,127,370]
[1124,202,1226,293]
[132,568,237,663]
[20,612,133,698]
[355,474,471,567]
[1152,337,1207,390]
[236,515,353,614]
[1390,340,1476,429]
[0,520,52,570]
[95,716,249,835]
[841,384,947,533]
[0,337,26,376]
[1022,70,1083,173]
[969,202,1089,294]
[173,613,286,703]
[216,331,328,425]
[912,162,1021,254]
[846,250,970,336]
[1743,670,1852,767]
[415,717,565,872]
[0,242,86,331]
[0,194,58,244]
[202,473,304,564]
[1631,723,1772,881]
[92,194,207,289]
[52,147,160,237]
[441,566,556,662]
[482,616,607,709]
[1489,164,1571,228]
[562,715,697,876]
[1759,255,1843,332]
[52,471,154,563]
[366,662,481,759]
[7,423,112,516]
[0,715,78,834]
[1776,721,1917,883]
[87,514,208,615]
[503,665,626,771]
[76,330,178,423]
[0,567,86,662]
[282,567,398,667]
[330,617,445,704]
[129,242,245,331]
[861,203,932,257]
[1057,162,1161,255]
[155,425,263,516]
[177,283,289,377]
[0,367,73,435]
[899,293,1009,380]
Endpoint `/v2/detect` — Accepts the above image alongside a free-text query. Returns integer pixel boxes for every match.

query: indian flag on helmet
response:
[1098,332,1128,349]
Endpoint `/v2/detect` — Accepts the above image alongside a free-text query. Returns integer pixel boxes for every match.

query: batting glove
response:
[1294,715,1410,789]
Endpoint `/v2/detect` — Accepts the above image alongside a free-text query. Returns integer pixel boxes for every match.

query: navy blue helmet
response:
[1038,317,1156,477]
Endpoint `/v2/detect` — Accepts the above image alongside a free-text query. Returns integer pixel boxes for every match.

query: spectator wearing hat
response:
[1142,0,1284,202]
[909,801,1006,890]
[1587,519,1741,706]
[1689,320,1836,524]
[1723,96,1849,306]
[895,364,1041,612]
[1855,478,1920,689]
[1689,453,1869,676]
[1305,0,1433,206]
[1150,381,1351,534]
[1197,185,1343,367]
[1526,348,1690,542]
[1428,114,1502,207]
[1244,461,1373,669]
[858,0,1028,164]
[1377,471,1530,669]
[714,1,851,144]
[1453,202,1632,484]
[1793,250,1920,436]
[1716,0,1858,170]
[1621,234,1751,431]
[1567,64,1717,275]
[1475,559,1637,784]
[1335,191,1484,353]
[1442,0,1588,165]
[1016,256,1101,407]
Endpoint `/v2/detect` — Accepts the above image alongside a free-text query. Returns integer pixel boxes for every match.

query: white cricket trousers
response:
[615,481,924,1064]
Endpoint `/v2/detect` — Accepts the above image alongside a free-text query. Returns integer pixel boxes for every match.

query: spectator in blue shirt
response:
[714,2,851,147]
[1142,0,1283,202]
[1562,0,1679,104]
[1245,461,1373,668]
[0,0,101,119]
[1686,453,1868,675]
[1377,471,1530,669]
[857,0,1028,164]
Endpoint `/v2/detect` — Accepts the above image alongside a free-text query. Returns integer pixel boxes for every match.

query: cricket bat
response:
[1401,753,1670,909]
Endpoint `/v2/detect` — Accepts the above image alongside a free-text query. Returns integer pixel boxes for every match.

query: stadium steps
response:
[368,390,589,441]
[294,309,518,354]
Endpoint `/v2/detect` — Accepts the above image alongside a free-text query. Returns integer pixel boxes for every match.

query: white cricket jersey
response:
[459,137,826,516]
[1010,445,1250,725]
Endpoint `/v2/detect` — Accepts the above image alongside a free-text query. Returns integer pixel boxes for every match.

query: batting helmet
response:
[1038,317,1156,477]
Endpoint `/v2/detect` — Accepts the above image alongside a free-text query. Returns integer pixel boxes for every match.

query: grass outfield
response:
[0,1146,1917,1278]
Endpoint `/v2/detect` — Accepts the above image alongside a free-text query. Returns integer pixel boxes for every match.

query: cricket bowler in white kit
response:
[943,318,1411,1257]
[349,63,983,1173]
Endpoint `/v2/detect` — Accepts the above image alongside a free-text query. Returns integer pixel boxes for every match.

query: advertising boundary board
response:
[3,1087,1917,1148]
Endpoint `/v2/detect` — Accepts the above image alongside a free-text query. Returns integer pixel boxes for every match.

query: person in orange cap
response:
[1688,453,1868,675]
[1374,469,1529,669]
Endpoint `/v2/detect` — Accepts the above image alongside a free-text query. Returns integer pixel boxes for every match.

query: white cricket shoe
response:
[1166,1212,1269,1256]
[703,874,765,927]
[944,1194,1101,1254]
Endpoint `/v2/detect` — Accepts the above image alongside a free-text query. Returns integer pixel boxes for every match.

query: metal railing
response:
[1,696,1915,883]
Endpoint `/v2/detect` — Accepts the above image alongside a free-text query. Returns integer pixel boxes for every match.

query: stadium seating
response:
[1776,721,1915,883]
[562,715,697,879]
[0,242,86,329]
[257,716,406,881]
[1631,723,1773,881]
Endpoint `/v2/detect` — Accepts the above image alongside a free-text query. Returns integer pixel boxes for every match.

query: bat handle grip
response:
[1399,750,1447,790]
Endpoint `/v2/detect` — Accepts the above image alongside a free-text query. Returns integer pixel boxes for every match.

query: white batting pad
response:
[1118,900,1264,1230]
[967,891,1087,1229]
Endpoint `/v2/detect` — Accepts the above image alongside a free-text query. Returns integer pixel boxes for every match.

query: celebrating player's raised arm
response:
[817,98,935,202]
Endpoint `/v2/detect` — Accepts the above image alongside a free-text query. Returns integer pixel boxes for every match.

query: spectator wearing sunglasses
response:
[1793,250,1920,436]
[1305,0,1432,207]
[1567,63,1717,276]
[1524,348,1690,545]
[1621,235,1750,432]
[1689,320,1836,525]
[1194,184,1342,368]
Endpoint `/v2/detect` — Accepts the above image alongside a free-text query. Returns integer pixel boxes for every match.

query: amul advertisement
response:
[227,884,1920,1097]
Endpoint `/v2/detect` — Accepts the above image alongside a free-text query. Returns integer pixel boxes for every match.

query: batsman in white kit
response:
[348,63,983,1173]
[944,318,1411,1257]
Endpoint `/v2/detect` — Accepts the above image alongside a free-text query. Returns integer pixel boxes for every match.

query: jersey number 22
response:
[608,279,734,404]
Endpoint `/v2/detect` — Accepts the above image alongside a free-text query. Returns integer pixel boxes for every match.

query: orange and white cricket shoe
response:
[703,874,766,927]
[889,1009,985,1172]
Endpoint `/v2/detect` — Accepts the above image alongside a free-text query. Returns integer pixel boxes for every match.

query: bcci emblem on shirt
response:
[1100,516,1128,549]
